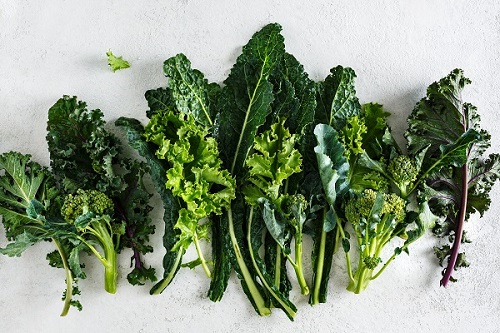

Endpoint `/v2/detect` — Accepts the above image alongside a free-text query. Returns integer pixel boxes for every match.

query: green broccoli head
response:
[387,155,418,196]
[345,189,405,226]
[62,189,114,223]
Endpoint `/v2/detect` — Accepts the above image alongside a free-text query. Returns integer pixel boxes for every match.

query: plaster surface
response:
[1,1,499,332]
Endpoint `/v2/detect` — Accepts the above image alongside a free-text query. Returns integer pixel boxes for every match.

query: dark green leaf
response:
[216,23,285,181]
[260,199,287,251]
[163,53,220,126]
[145,87,175,118]
[47,96,122,194]
[315,66,361,130]
[313,124,350,206]
[115,117,182,293]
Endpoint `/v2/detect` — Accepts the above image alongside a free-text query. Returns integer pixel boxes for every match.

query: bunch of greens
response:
[118,24,320,319]
[117,24,499,319]
[0,96,156,315]
[2,22,497,321]
[313,67,499,293]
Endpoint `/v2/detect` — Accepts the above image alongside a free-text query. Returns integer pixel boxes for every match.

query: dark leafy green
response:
[406,69,500,286]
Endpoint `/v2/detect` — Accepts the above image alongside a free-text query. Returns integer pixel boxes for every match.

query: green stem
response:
[371,254,396,280]
[53,238,73,317]
[193,233,211,278]
[311,229,326,305]
[336,221,354,283]
[150,251,183,295]
[347,262,373,294]
[104,248,117,294]
[93,223,117,294]
[247,207,296,319]
[274,244,282,289]
[76,236,107,266]
[293,236,309,295]
[228,206,271,316]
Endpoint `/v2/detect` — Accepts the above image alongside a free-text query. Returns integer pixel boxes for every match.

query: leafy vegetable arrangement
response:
[115,23,500,319]
[1,23,498,320]
[0,96,156,315]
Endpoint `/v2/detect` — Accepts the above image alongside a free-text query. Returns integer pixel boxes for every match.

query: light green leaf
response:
[0,231,39,257]
[106,50,130,72]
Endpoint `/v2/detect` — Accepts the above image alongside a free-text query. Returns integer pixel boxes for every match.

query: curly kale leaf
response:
[47,95,123,194]
[145,108,235,278]
[116,159,156,285]
[106,50,130,72]
[48,95,155,286]
[243,118,302,205]
[406,69,500,286]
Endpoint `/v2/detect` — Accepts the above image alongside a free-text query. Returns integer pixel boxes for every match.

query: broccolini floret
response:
[387,155,419,198]
[344,189,407,293]
[61,189,121,293]
[345,189,405,226]
[62,189,114,224]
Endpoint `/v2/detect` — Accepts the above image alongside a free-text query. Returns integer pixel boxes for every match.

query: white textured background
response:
[1,1,500,332]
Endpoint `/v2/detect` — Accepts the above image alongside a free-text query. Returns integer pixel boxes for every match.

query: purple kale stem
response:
[115,198,144,271]
[440,162,468,287]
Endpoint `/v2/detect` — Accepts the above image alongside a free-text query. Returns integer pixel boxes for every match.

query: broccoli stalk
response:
[61,189,123,294]
[344,189,406,293]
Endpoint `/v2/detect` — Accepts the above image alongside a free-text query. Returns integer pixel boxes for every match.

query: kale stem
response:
[193,233,211,278]
[228,206,271,316]
[294,238,309,295]
[92,222,118,293]
[311,228,326,305]
[150,251,183,295]
[335,220,355,283]
[274,243,282,289]
[246,207,295,319]
[53,238,73,316]
[441,162,468,287]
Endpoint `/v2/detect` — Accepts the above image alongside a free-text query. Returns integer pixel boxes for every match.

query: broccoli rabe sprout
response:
[62,189,114,223]
[62,189,122,293]
[344,189,406,293]
[387,155,418,198]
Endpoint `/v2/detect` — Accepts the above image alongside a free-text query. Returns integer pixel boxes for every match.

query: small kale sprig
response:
[0,152,83,315]
[46,96,156,287]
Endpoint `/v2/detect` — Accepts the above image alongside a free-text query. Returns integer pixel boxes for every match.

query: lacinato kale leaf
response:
[115,116,183,294]
[163,53,221,127]
[216,23,285,180]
